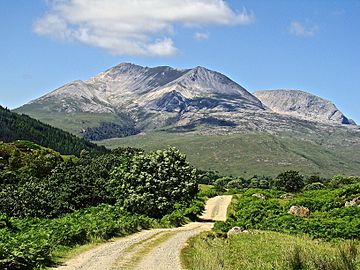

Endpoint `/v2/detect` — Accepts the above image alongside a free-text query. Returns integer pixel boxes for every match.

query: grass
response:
[183,186,360,269]
[181,231,360,270]
[97,131,360,178]
[14,109,127,136]
[199,184,214,193]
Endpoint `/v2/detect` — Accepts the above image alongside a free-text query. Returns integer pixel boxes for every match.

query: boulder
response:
[280,193,295,199]
[227,226,249,237]
[252,193,266,200]
[288,206,310,217]
[345,197,360,207]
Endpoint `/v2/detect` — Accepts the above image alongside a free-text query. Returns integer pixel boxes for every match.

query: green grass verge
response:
[182,231,360,270]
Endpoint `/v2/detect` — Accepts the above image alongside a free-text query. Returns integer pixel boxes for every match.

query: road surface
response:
[54,195,232,270]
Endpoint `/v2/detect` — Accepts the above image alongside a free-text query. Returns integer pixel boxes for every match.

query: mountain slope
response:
[0,106,107,155]
[253,90,355,125]
[99,128,360,177]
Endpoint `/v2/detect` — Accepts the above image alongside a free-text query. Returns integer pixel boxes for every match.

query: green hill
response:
[98,131,360,177]
[0,106,107,155]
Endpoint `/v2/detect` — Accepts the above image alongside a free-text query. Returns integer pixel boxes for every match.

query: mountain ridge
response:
[253,89,355,125]
[25,63,265,114]
[15,63,356,141]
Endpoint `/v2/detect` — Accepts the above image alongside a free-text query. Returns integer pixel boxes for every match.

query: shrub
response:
[109,147,199,218]
[303,182,326,191]
[214,177,232,191]
[198,186,219,198]
[329,176,360,188]
[273,171,305,192]
[226,179,244,189]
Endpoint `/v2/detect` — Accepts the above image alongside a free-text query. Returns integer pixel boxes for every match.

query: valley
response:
[98,130,360,177]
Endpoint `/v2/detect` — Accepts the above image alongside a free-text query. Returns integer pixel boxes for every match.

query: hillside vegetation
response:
[183,173,360,270]
[13,107,135,139]
[0,141,203,269]
[98,131,360,177]
[0,106,107,155]
[216,184,360,240]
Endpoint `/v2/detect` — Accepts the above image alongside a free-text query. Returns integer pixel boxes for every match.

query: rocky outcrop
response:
[280,193,295,199]
[227,226,250,237]
[288,206,310,217]
[253,90,355,125]
[345,197,360,207]
[252,193,266,200]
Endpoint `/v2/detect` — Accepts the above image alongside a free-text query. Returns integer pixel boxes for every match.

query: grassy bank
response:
[182,231,359,270]
[216,184,360,240]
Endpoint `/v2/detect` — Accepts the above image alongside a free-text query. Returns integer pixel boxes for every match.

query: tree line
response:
[0,106,107,155]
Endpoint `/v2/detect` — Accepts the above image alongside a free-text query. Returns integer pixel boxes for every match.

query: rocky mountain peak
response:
[141,65,265,111]
[99,62,145,80]
[20,63,267,116]
[253,89,355,125]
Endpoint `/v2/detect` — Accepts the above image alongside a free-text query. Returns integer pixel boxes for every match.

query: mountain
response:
[16,64,356,139]
[15,63,266,140]
[0,106,107,155]
[14,63,360,176]
[20,63,264,113]
[253,90,355,125]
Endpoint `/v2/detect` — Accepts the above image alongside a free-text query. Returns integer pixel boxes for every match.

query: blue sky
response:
[0,0,359,122]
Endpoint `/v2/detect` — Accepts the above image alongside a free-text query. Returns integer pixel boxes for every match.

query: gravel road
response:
[54,195,232,270]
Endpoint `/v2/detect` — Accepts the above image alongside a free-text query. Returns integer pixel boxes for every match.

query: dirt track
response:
[54,195,232,270]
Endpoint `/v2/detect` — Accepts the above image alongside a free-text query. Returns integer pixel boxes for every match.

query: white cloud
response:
[34,0,255,57]
[289,21,319,38]
[194,32,209,41]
